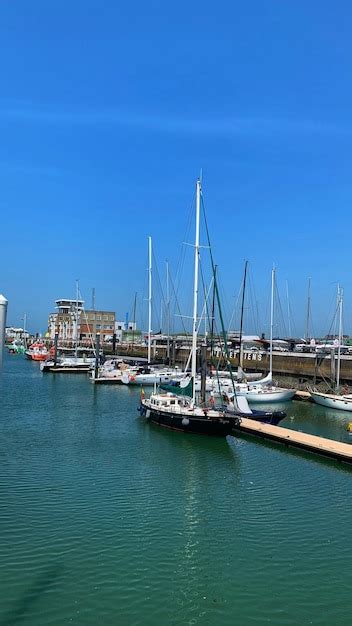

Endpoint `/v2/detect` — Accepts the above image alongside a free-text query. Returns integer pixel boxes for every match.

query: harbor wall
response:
[108,344,352,387]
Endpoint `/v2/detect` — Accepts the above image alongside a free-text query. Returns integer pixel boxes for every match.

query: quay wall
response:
[106,345,352,388]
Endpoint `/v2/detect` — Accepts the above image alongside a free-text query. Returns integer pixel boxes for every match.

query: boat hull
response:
[310,391,352,412]
[138,403,236,436]
[244,389,296,403]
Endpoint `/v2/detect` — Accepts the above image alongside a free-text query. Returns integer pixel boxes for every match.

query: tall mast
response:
[75,279,79,359]
[305,277,311,343]
[191,178,201,404]
[148,236,152,364]
[286,280,292,338]
[166,261,170,361]
[132,292,137,348]
[23,312,27,349]
[238,260,248,371]
[269,266,275,375]
[210,265,217,359]
[336,286,343,391]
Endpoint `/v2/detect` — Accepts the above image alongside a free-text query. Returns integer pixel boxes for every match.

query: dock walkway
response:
[234,418,352,464]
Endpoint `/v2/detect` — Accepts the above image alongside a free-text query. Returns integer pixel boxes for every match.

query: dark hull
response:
[226,409,286,426]
[233,409,286,426]
[138,404,237,436]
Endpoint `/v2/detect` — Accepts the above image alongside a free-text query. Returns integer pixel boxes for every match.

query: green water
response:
[1,355,352,625]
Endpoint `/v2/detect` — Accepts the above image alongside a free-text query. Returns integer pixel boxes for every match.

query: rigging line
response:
[78,287,96,354]
[200,194,238,398]
[274,278,287,338]
[247,265,260,335]
[228,279,242,332]
[168,268,190,337]
[173,187,196,299]
[182,277,215,375]
[238,260,248,367]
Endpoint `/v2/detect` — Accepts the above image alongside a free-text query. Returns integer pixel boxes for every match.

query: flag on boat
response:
[140,387,145,400]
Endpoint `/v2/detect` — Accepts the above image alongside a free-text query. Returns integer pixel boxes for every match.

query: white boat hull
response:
[310,391,352,412]
[223,386,295,404]
[244,388,296,403]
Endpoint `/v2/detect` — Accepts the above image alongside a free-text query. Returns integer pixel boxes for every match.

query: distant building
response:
[80,310,116,343]
[5,327,30,342]
[48,299,115,344]
[48,298,85,341]
[115,320,141,344]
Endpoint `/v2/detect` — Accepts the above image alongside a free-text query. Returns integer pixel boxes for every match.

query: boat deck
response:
[90,376,123,384]
[48,367,90,373]
[233,417,352,464]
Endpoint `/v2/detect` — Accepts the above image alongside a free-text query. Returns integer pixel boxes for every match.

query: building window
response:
[109,315,114,321]
[96,315,101,321]
[89,314,95,320]
[96,324,101,330]
[103,315,108,321]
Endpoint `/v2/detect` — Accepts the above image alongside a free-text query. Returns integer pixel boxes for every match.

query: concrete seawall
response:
[106,345,352,388]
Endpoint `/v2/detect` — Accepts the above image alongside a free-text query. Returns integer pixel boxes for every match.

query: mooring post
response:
[0,294,8,370]
[94,333,100,380]
[54,331,59,367]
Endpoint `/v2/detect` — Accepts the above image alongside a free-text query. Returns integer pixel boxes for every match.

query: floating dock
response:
[233,417,352,465]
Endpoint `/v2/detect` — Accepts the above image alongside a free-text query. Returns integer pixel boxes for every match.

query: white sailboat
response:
[139,178,288,430]
[223,267,295,404]
[122,236,182,386]
[310,288,352,411]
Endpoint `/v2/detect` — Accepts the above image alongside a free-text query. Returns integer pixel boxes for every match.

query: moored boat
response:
[25,343,49,361]
[309,390,352,412]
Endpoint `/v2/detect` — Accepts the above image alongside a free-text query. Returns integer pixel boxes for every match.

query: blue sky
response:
[1,0,352,336]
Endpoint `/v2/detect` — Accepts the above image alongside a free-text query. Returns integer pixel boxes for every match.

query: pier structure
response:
[233,418,352,465]
[108,341,352,384]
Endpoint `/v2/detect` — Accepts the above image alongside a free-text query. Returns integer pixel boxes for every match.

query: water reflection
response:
[2,563,64,626]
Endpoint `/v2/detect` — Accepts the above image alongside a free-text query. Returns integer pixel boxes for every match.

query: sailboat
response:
[310,288,352,411]
[122,236,183,386]
[138,179,286,434]
[226,267,295,404]
[139,178,240,434]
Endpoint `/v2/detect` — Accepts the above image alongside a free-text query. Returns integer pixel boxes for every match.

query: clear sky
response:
[1,0,352,337]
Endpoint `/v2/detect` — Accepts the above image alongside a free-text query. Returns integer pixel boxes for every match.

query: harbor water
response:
[1,354,352,625]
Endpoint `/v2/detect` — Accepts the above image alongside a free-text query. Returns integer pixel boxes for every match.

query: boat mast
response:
[166,261,170,362]
[210,265,217,359]
[132,292,137,348]
[148,236,152,365]
[191,178,201,405]
[269,266,275,376]
[23,312,27,349]
[336,286,343,391]
[238,260,248,374]
[305,277,311,343]
[75,279,79,359]
[286,280,292,338]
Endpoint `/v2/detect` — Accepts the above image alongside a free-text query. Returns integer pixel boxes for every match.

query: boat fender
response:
[347,422,352,433]
[182,418,190,426]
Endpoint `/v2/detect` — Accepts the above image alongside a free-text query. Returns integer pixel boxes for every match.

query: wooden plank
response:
[233,417,352,464]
